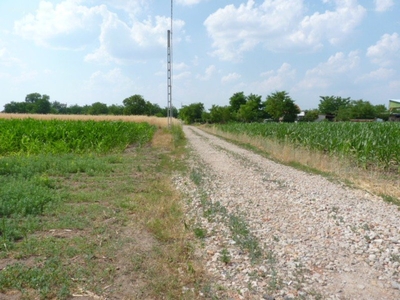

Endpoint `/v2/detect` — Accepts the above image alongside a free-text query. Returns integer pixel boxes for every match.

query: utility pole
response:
[167,0,173,128]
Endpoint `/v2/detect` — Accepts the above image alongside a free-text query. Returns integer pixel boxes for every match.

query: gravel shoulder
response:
[174,125,400,300]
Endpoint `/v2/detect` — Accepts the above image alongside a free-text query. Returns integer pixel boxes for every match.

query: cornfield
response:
[0,118,156,155]
[214,122,400,171]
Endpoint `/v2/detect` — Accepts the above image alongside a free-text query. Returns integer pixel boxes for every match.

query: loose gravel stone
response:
[174,126,400,300]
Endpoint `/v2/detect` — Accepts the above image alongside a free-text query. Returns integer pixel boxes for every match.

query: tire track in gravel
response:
[177,126,400,300]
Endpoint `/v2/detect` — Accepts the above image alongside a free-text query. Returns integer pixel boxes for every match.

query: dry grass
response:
[202,126,400,201]
[151,128,174,150]
[0,113,180,127]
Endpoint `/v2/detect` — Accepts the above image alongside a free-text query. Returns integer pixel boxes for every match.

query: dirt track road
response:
[175,126,400,299]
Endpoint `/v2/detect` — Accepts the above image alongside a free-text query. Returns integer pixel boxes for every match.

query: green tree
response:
[264,91,300,122]
[350,100,376,119]
[374,104,389,120]
[123,94,147,115]
[201,111,211,123]
[145,102,163,116]
[3,101,28,113]
[25,93,42,104]
[318,96,351,116]
[237,94,265,122]
[161,106,178,118]
[108,104,124,115]
[374,104,387,115]
[89,102,109,115]
[208,105,233,123]
[229,92,247,113]
[302,109,319,122]
[336,99,385,121]
[336,106,353,121]
[178,103,204,124]
[19,93,51,114]
[34,95,51,114]
[51,101,68,114]
[66,104,85,114]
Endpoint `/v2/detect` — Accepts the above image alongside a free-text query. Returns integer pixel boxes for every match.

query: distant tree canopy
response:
[2,91,388,123]
[318,96,389,121]
[207,105,233,124]
[264,91,300,122]
[336,99,388,121]
[179,102,205,124]
[122,94,170,116]
[204,92,270,124]
[4,93,51,114]
[318,96,351,116]
[123,95,148,115]
[89,102,109,115]
[229,92,247,113]
[237,93,269,123]
[184,92,388,124]
[2,93,176,118]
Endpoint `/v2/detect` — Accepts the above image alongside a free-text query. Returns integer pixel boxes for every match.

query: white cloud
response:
[221,72,241,83]
[0,47,22,67]
[192,56,199,66]
[297,51,360,89]
[87,68,133,89]
[308,51,360,75]
[176,0,204,6]
[290,0,367,49]
[374,0,394,12]
[173,71,191,81]
[367,33,400,67]
[356,67,396,83]
[253,63,296,91]
[197,65,216,81]
[389,80,400,89]
[204,0,304,60]
[174,62,189,71]
[84,68,136,101]
[102,0,149,16]
[155,61,188,77]
[77,68,142,105]
[204,0,366,61]
[14,0,105,49]
[13,71,40,84]
[86,13,185,63]
[15,0,185,63]
[84,45,115,64]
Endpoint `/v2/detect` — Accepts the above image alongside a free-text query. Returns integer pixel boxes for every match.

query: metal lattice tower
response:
[167,0,173,128]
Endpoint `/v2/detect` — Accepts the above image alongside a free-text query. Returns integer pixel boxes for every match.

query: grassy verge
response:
[200,125,400,206]
[0,125,205,299]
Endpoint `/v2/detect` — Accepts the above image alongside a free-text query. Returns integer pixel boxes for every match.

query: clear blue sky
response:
[0,0,399,111]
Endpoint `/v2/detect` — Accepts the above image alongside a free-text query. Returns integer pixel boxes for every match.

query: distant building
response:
[389,99,400,121]
[297,111,305,121]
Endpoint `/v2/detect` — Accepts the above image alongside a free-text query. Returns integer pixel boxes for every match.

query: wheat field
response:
[0,113,180,127]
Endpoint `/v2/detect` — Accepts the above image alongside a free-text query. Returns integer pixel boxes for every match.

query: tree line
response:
[179,91,389,124]
[3,91,389,124]
[2,93,178,117]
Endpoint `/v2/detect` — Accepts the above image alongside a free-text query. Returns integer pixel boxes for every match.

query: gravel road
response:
[174,126,400,300]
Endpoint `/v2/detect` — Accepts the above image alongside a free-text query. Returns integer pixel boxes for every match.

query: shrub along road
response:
[176,125,400,299]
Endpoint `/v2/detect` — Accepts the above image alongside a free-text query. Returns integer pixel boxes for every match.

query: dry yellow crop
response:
[0,113,180,128]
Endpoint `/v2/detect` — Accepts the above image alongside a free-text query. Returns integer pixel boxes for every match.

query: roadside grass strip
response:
[213,122,400,172]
